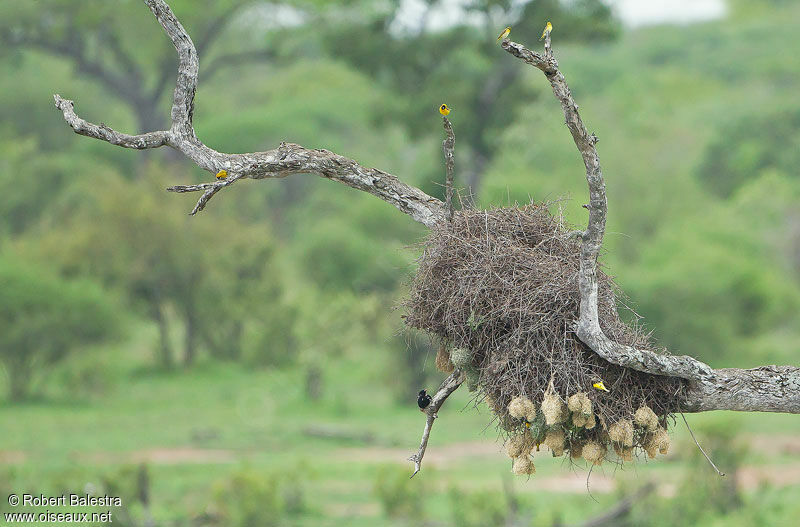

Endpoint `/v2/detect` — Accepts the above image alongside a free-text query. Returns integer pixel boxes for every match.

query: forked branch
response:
[502,34,711,382]
[53,1,800,422]
[501,33,800,413]
[53,0,445,227]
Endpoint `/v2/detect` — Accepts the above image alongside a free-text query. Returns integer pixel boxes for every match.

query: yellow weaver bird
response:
[439,103,450,116]
[592,380,610,392]
[215,169,228,179]
[540,21,552,40]
[497,26,511,41]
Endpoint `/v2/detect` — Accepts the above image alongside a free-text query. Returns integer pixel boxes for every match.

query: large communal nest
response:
[404,203,685,469]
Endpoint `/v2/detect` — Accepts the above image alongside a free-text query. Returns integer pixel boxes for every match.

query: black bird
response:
[417,390,432,411]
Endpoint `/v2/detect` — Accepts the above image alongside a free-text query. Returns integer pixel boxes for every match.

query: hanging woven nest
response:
[404,203,684,468]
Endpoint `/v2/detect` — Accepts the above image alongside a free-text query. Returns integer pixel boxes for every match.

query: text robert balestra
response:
[21,494,122,507]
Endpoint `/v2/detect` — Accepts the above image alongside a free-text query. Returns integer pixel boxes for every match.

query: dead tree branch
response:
[408,370,464,477]
[52,0,445,227]
[52,1,800,415]
[442,115,456,222]
[501,34,800,414]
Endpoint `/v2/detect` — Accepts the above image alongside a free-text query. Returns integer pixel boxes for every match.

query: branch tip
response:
[408,370,463,477]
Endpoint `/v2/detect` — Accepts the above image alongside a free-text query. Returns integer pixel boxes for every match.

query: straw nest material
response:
[403,204,684,469]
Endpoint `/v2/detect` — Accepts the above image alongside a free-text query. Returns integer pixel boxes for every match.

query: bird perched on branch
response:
[215,169,228,179]
[439,103,450,116]
[497,26,511,41]
[540,21,553,41]
[418,389,432,411]
[592,380,610,392]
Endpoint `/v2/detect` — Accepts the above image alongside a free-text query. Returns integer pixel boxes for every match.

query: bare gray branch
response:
[53,0,445,226]
[502,36,800,414]
[408,370,464,477]
[52,0,800,416]
[53,95,169,149]
[442,115,456,223]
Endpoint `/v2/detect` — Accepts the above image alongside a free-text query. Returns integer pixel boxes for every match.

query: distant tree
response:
[0,257,118,400]
[29,170,287,368]
[697,109,800,197]
[321,0,618,195]
[0,0,280,137]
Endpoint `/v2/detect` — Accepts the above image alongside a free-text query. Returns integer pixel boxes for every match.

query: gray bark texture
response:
[53,0,800,432]
[500,35,799,415]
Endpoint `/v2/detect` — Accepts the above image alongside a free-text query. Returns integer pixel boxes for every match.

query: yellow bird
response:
[592,381,610,392]
[540,21,552,41]
[215,169,228,179]
[497,26,511,41]
[439,103,450,116]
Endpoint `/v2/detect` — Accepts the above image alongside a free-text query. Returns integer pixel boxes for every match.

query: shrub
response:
[374,465,426,519]
[0,257,118,400]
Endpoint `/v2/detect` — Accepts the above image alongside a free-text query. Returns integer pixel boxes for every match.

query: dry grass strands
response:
[449,348,473,370]
[485,393,502,414]
[404,205,684,444]
[612,442,634,462]
[582,440,607,466]
[508,396,536,421]
[608,419,634,447]
[568,392,594,428]
[644,427,671,458]
[568,392,591,413]
[634,405,660,432]
[583,412,597,430]
[435,344,455,373]
[505,432,534,458]
[512,455,535,476]
[541,386,568,426]
[543,428,566,457]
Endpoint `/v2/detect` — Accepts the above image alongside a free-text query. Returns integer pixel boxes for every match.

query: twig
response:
[167,172,245,215]
[586,465,598,503]
[680,412,725,476]
[408,370,464,478]
[442,116,456,223]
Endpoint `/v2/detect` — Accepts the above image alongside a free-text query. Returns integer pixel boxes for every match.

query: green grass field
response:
[2,319,799,526]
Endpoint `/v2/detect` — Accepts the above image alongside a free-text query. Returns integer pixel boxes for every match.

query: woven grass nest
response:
[404,203,685,473]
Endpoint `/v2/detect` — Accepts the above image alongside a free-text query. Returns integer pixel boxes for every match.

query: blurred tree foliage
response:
[627,420,747,527]
[0,0,288,135]
[696,109,800,198]
[374,464,427,519]
[319,0,619,196]
[623,208,800,364]
[21,169,293,369]
[0,257,118,400]
[208,466,308,526]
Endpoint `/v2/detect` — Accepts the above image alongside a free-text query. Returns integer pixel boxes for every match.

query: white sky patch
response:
[393,0,728,33]
[608,0,727,27]
[391,0,486,34]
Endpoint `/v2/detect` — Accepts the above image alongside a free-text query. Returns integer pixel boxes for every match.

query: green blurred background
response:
[1,0,799,525]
